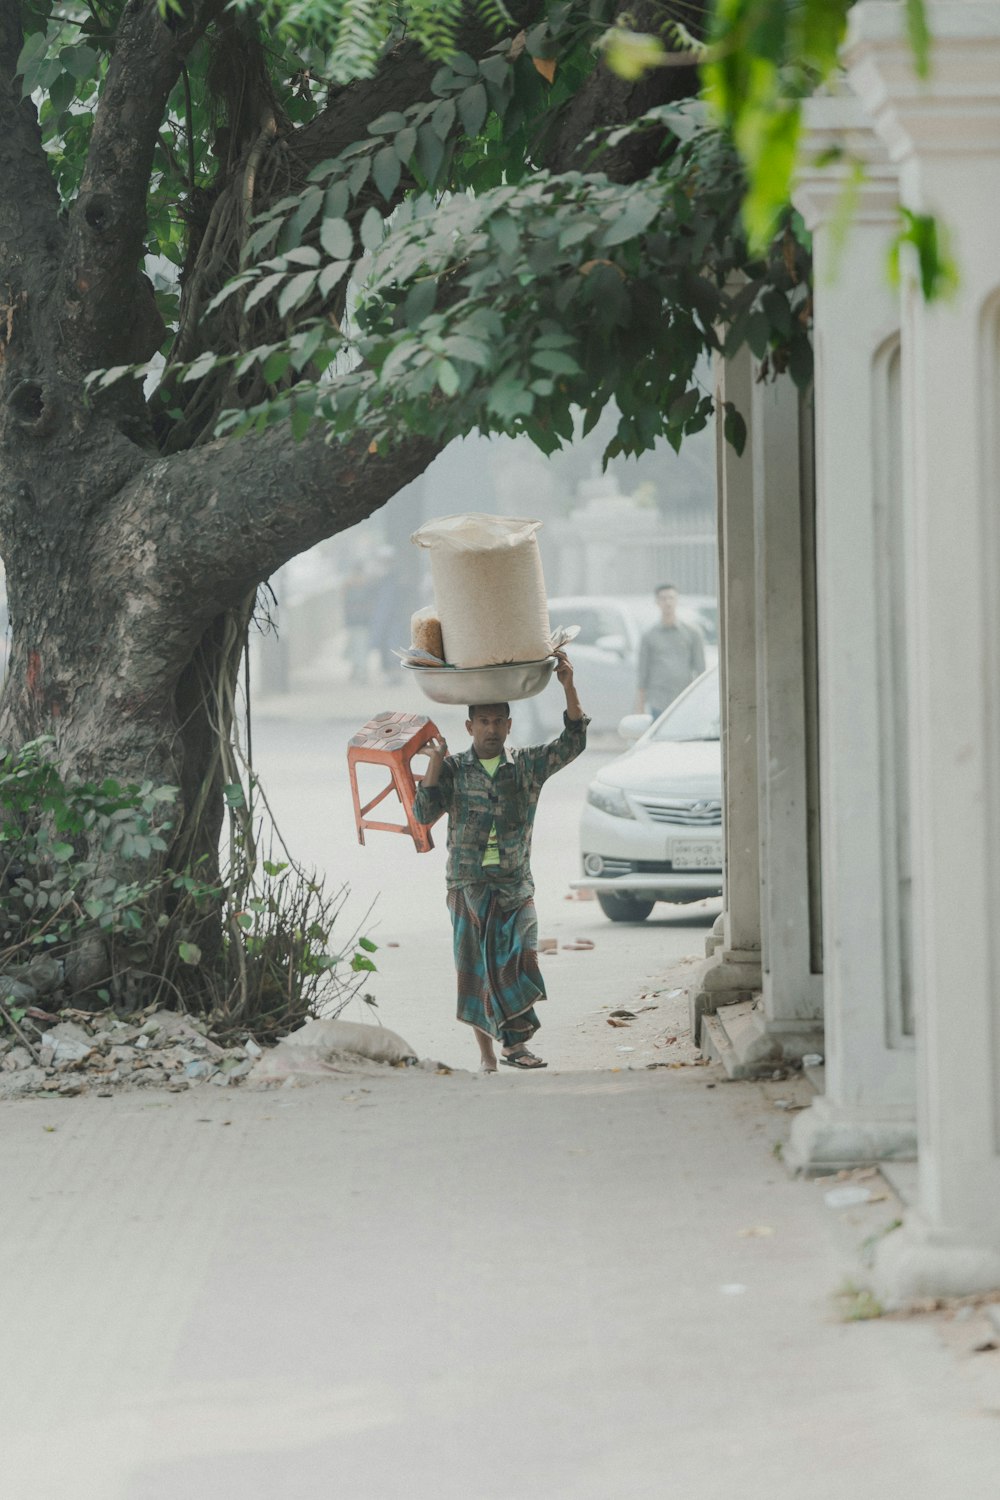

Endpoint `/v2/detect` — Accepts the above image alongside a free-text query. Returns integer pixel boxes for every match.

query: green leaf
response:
[404,279,437,325]
[905,0,931,78]
[178,941,202,966]
[723,403,747,456]
[417,123,444,182]
[320,217,354,259]
[458,83,488,138]
[244,272,286,312]
[360,206,384,252]
[431,98,456,140]
[443,334,490,365]
[668,387,699,427]
[283,185,323,247]
[369,110,408,135]
[283,246,322,268]
[600,27,666,82]
[600,194,659,247]
[323,181,350,220]
[358,936,378,952]
[316,260,348,299]
[530,349,581,376]
[60,44,98,80]
[394,125,417,163]
[350,954,377,973]
[223,782,245,808]
[49,70,76,116]
[278,269,318,318]
[435,358,460,395]
[488,380,534,421]
[263,350,292,382]
[489,214,519,256]
[348,155,370,197]
[787,336,814,389]
[373,146,401,202]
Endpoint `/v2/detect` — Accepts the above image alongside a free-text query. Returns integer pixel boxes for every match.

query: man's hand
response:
[554,650,583,722]
[422,735,448,787]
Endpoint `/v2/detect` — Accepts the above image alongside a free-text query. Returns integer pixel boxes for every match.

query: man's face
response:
[467,706,511,759]
[656,588,679,625]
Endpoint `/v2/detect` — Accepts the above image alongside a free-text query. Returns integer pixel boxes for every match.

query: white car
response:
[572,666,722,921]
[515,593,717,738]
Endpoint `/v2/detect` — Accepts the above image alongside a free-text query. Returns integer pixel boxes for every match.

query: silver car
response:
[572,666,722,921]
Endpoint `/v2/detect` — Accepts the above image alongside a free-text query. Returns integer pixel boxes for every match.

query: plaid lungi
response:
[447,883,544,1046]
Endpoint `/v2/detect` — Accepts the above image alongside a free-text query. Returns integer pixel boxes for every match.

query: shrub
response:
[0,736,375,1039]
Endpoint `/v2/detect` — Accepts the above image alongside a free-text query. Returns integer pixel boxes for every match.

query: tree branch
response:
[0,0,62,298]
[103,422,442,653]
[61,0,216,371]
[293,1,544,172]
[541,1,707,182]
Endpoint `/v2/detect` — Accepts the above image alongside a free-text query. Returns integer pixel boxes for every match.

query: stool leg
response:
[392,759,435,854]
[347,757,367,846]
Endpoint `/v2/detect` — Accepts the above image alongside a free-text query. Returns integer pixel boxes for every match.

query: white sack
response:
[247,1019,418,1087]
[411,513,550,668]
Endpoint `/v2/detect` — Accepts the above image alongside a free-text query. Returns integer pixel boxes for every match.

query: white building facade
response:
[699,0,1000,1304]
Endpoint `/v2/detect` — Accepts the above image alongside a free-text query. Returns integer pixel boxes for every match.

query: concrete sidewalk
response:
[3,1060,998,1499]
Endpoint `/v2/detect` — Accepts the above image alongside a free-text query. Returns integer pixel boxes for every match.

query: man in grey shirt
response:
[636,583,706,719]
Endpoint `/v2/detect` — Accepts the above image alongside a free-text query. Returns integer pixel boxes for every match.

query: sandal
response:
[500,1047,548,1070]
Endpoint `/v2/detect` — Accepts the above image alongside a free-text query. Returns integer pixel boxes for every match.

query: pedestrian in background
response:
[636,582,706,720]
[412,651,587,1073]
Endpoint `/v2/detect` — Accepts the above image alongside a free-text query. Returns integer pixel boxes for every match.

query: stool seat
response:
[346,711,442,853]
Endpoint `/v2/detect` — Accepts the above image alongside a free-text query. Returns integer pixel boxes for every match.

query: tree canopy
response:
[0,0,818,1011]
[12,0,812,473]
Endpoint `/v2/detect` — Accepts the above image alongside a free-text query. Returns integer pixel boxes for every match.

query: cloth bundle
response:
[409,513,551,668]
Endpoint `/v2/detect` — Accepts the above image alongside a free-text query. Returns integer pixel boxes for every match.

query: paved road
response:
[5,1064,1000,1499]
[249,714,721,1065]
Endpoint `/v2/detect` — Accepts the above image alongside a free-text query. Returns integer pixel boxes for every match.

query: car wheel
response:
[596,892,655,923]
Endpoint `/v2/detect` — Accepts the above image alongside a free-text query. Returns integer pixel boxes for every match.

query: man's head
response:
[466,703,511,759]
[655,583,680,625]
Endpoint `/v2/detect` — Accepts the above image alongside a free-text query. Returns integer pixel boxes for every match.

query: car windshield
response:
[650,669,720,742]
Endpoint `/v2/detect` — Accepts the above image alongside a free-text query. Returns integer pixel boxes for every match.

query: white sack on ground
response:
[249,1019,419,1086]
[411,513,550,667]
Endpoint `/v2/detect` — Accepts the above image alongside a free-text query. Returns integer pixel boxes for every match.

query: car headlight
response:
[586,783,635,819]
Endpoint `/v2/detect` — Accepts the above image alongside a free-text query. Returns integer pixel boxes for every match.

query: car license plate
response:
[670,838,722,870]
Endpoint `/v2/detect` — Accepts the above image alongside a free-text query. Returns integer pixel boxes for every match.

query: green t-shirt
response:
[478,755,502,867]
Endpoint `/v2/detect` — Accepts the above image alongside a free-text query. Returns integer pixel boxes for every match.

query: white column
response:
[786,96,917,1171]
[751,373,825,1050]
[689,343,764,1036]
[695,354,825,1073]
[847,0,1000,1302]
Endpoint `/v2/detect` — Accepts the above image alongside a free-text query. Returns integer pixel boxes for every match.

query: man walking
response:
[412,651,587,1072]
[636,582,706,720]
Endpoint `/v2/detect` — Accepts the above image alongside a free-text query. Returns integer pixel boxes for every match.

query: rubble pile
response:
[0,1008,263,1100]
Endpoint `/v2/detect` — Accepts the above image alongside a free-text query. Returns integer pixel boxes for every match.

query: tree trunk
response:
[0,0,693,1009]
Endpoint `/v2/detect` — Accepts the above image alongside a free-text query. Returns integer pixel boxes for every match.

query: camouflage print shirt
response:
[412,713,589,911]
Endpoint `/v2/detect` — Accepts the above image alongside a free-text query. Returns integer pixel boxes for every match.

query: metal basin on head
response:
[401,657,556,705]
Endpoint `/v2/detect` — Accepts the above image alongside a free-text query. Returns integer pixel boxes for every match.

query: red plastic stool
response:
[347,712,442,854]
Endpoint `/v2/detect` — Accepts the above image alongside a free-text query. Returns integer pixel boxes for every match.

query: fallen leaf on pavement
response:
[607,1017,631,1028]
